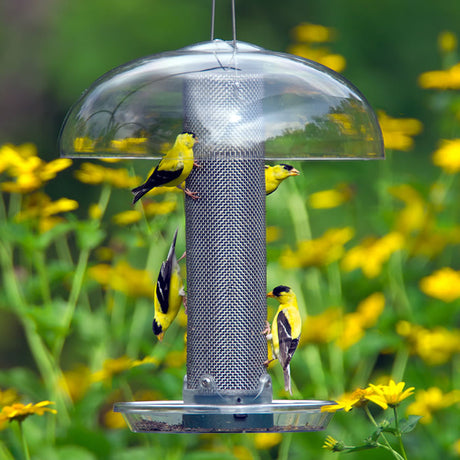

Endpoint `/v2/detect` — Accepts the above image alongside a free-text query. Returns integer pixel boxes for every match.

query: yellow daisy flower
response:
[280,227,354,268]
[378,111,423,151]
[0,389,19,408]
[0,401,56,426]
[366,380,414,409]
[253,433,283,450]
[74,162,139,188]
[420,267,460,302]
[321,387,373,413]
[419,63,460,90]
[432,139,460,173]
[292,22,336,43]
[322,435,344,451]
[341,232,404,278]
[406,387,460,424]
[308,183,354,209]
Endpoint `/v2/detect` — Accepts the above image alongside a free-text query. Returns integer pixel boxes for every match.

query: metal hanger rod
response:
[231,0,236,45]
[211,0,215,40]
[210,0,237,44]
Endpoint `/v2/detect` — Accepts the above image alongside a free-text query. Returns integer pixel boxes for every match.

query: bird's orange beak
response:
[157,332,165,342]
[289,168,300,176]
[267,291,275,298]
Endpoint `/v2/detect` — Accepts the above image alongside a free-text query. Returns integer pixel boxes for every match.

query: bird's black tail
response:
[131,184,150,205]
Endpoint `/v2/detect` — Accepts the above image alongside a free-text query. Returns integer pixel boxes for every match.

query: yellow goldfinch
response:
[264,285,302,395]
[132,132,199,204]
[152,228,185,341]
[265,164,300,195]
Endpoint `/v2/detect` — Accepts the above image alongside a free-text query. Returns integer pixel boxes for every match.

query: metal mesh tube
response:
[184,73,268,398]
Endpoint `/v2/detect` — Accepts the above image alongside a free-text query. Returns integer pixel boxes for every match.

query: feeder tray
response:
[114,400,335,433]
[60,38,383,434]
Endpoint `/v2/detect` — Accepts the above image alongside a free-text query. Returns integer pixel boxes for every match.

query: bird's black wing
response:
[277,310,299,370]
[155,229,178,314]
[156,260,171,314]
[132,165,184,204]
[144,165,183,188]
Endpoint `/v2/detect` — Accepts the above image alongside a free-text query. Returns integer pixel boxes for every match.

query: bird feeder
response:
[59,26,383,432]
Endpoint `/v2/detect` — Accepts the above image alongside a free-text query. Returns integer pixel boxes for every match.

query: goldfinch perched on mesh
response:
[132,132,199,204]
[263,285,302,395]
[265,164,300,195]
[152,228,186,341]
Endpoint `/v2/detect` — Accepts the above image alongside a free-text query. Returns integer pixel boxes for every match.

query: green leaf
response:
[75,220,105,250]
[0,221,30,246]
[27,301,69,334]
[35,221,76,249]
[35,445,97,460]
[0,367,43,401]
[398,415,423,434]
[344,444,379,453]
[183,451,237,460]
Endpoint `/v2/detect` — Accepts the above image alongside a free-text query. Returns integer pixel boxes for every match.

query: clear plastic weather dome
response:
[59,40,384,160]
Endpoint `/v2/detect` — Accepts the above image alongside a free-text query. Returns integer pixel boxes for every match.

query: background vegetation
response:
[1,0,459,458]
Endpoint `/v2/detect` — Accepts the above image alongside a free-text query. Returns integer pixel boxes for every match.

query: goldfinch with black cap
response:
[265,164,300,196]
[264,285,302,395]
[132,132,199,204]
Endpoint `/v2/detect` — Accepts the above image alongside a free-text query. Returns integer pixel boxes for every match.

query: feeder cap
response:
[59,39,384,160]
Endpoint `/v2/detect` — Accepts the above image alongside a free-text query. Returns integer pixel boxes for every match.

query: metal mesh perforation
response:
[184,73,267,393]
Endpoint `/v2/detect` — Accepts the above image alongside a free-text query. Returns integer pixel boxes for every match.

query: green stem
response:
[97,183,112,217]
[33,250,52,304]
[326,261,342,304]
[393,406,408,460]
[391,347,410,383]
[277,432,292,460]
[434,170,456,202]
[126,301,150,357]
[0,440,15,460]
[21,319,71,422]
[327,341,344,396]
[286,177,312,241]
[302,345,328,399]
[364,406,400,460]
[363,405,379,428]
[17,422,31,460]
[54,233,74,265]
[0,192,7,221]
[7,192,21,220]
[387,250,412,319]
[52,248,90,358]
[377,443,405,460]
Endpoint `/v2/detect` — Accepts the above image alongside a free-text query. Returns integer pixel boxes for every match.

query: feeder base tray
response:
[114,400,336,433]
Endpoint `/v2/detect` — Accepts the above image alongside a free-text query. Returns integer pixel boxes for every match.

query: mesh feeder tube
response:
[182,73,272,429]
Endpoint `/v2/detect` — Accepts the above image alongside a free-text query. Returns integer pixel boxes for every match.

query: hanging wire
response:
[211,0,215,40]
[210,0,237,44]
[231,0,236,46]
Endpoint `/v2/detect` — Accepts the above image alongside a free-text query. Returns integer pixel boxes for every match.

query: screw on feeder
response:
[59,3,384,434]
[201,377,212,389]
